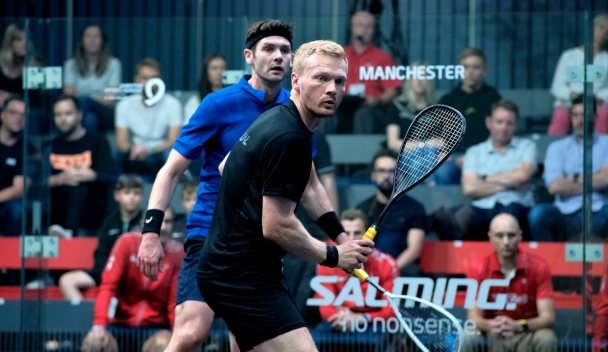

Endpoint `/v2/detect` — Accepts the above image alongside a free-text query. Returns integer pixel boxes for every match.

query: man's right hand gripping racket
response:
[351,104,467,351]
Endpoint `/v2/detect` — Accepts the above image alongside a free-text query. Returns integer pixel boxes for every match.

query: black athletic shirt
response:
[198,99,313,289]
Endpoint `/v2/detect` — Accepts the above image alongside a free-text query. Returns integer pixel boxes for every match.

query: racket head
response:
[384,291,465,352]
[389,104,466,200]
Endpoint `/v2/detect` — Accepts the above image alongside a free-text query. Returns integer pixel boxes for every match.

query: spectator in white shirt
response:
[115,58,182,176]
[183,53,226,124]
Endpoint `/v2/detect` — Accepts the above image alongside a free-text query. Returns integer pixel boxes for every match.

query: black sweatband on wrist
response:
[320,244,339,268]
[316,212,345,241]
[142,209,164,235]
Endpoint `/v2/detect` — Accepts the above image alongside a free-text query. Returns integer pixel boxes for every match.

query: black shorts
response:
[176,237,207,305]
[197,277,306,351]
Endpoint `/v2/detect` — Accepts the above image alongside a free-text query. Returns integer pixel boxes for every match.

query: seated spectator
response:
[0,24,42,107]
[82,208,182,352]
[48,95,115,238]
[172,179,199,243]
[321,10,401,134]
[0,96,33,236]
[528,95,608,242]
[356,149,426,277]
[434,48,502,185]
[58,174,144,300]
[385,60,436,154]
[455,100,536,240]
[593,260,608,352]
[115,58,182,176]
[183,53,227,123]
[464,213,556,352]
[314,209,397,333]
[548,14,608,135]
[63,24,122,132]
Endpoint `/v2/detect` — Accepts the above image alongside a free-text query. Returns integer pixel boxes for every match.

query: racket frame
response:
[364,276,465,352]
[369,104,466,229]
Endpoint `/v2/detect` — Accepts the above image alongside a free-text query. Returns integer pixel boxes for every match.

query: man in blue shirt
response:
[137,20,347,352]
[528,95,608,242]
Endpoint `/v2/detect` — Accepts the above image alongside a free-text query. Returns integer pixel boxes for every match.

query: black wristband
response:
[142,209,164,235]
[316,212,345,241]
[480,175,487,181]
[320,244,339,268]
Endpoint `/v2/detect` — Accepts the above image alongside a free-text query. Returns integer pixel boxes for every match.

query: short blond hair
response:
[292,40,347,75]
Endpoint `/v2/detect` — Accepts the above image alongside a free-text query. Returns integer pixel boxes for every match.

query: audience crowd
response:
[1,11,608,352]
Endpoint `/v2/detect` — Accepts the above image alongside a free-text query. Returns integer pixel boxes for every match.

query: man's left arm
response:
[301,163,348,244]
[0,176,24,203]
[486,161,536,189]
[486,140,537,189]
[527,298,556,331]
[592,163,608,191]
[395,228,424,270]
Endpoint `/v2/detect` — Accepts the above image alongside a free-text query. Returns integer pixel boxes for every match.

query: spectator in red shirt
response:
[594,260,608,352]
[314,209,397,333]
[464,213,556,352]
[322,11,402,134]
[81,208,183,352]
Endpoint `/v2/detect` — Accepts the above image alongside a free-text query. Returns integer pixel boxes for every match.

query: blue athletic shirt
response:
[173,75,316,240]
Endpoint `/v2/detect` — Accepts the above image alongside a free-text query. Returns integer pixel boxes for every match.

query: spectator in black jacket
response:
[58,174,144,300]
[429,48,502,186]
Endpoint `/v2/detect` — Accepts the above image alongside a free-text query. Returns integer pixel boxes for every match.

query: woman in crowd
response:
[63,24,122,132]
[183,53,226,123]
[548,13,608,135]
[385,60,436,152]
[0,23,42,107]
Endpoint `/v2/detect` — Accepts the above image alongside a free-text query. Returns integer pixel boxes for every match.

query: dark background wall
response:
[1,0,607,91]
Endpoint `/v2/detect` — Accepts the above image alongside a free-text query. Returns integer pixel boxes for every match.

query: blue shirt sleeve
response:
[173,96,220,159]
[543,140,564,187]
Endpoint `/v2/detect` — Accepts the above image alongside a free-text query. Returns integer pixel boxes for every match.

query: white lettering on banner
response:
[342,316,480,335]
[307,276,513,310]
[358,65,465,81]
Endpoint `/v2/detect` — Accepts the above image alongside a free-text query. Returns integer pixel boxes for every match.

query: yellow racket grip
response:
[362,227,377,241]
[351,268,370,281]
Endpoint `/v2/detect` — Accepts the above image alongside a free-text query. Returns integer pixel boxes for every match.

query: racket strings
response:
[394,107,465,195]
[393,297,463,352]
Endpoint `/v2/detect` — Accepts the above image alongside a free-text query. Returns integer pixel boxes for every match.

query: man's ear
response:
[244,49,254,65]
[291,72,300,92]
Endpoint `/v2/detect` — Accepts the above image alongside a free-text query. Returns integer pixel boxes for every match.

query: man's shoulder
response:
[547,135,573,151]
[521,251,551,271]
[438,86,464,102]
[356,195,376,212]
[369,45,393,58]
[466,140,490,155]
[206,83,250,104]
[161,93,181,106]
[597,134,608,147]
[469,253,494,273]
[117,94,142,108]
